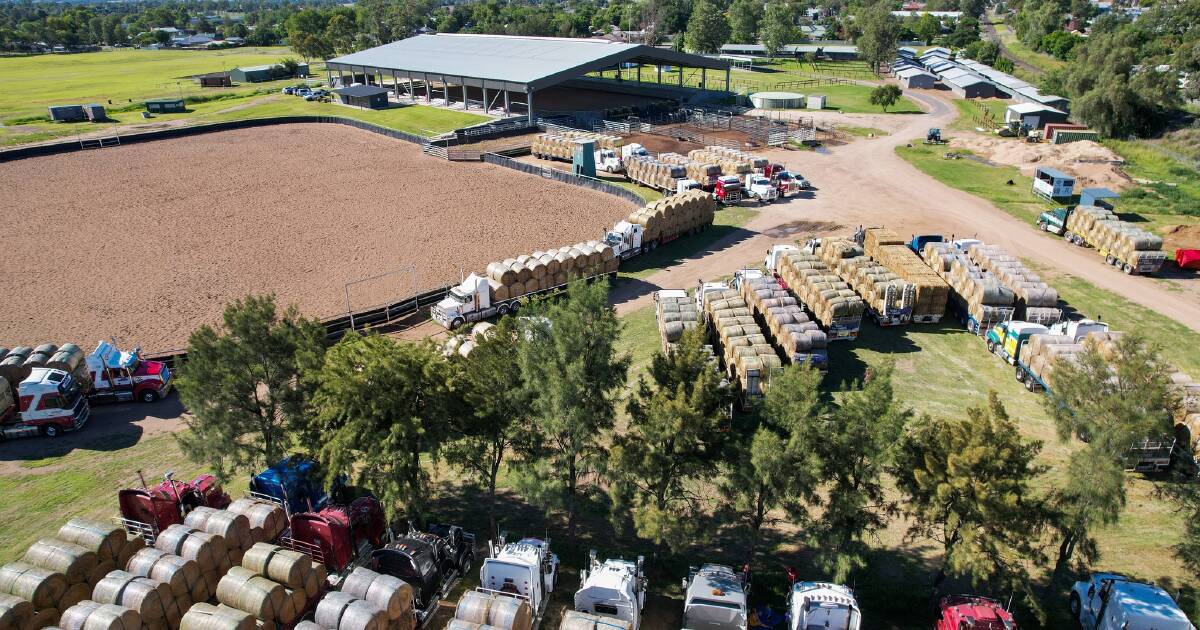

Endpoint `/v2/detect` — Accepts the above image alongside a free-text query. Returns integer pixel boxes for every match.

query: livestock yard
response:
[0,124,629,348]
[2,29,1200,630]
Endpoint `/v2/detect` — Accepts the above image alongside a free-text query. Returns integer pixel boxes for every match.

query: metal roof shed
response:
[333,85,391,109]
[1080,187,1118,210]
[328,34,731,122]
[943,74,995,99]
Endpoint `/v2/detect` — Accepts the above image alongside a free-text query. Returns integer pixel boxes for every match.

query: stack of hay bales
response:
[1170,372,1200,458]
[59,599,142,630]
[184,507,255,569]
[626,155,687,191]
[225,499,287,546]
[530,132,623,160]
[483,241,617,304]
[558,610,633,630]
[1065,206,1168,272]
[154,525,232,598]
[44,343,91,392]
[737,275,828,367]
[125,547,209,619]
[656,153,720,185]
[963,243,1062,324]
[687,148,751,175]
[180,602,258,630]
[21,537,107,608]
[922,242,1016,333]
[92,569,182,629]
[625,190,716,245]
[311,590,389,630]
[816,239,913,321]
[773,251,865,334]
[447,591,533,630]
[0,346,35,387]
[340,567,415,630]
[1022,334,1085,391]
[224,542,329,628]
[862,229,949,322]
[702,289,781,397]
[698,146,769,171]
[655,292,702,352]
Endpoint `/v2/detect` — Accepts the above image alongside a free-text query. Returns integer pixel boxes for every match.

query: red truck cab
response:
[86,341,172,403]
[118,472,231,541]
[714,175,743,206]
[284,496,387,573]
[936,595,1016,630]
[1,368,90,439]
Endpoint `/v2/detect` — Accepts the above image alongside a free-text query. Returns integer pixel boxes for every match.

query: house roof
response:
[939,67,978,80]
[334,84,391,97]
[1036,166,1073,179]
[1007,102,1066,115]
[897,67,935,79]
[926,59,957,72]
[331,33,728,93]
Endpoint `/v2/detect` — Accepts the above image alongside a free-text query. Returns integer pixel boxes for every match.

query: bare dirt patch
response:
[0,124,632,349]
[949,134,1130,190]
[1163,224,1200,253]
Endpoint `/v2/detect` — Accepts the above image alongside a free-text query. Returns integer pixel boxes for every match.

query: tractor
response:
[925,128,946,145]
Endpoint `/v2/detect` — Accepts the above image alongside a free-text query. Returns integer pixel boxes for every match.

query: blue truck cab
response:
[250,457,345,516]
[986,321,1048,365]
[909,234,944,254]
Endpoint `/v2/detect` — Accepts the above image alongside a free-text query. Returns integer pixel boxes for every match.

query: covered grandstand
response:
[326,34,732,122]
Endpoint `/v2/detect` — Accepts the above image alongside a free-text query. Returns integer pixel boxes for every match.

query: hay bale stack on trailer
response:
[179,602,258,630]
[862,229,949,323]
[240,543,328,620]
[92,569,183,628]
[56,520,139,588]
[339,566,414,630]
[225,499,287,546]
[1170,372,1200,460]
[816,239,914,326]
[1020,334,1084,392]
[962,243,1062,325]
[686,148,751,175]
[1064,206,1168,275]
[154,525,232,597]
[531,132,623,161]
[656,153,720,187]
[0,562,71,624]
[314,590,389,630]
[126,547,210,613]
[216,566,301,626]
[626,156,688,192]
[736,274,828,369]
[184,507,254,568]
[772,249,865,341]
[655,292,703,353]
[622,191,716,249]
[692,146,768,172]
[923,243,1016,334]
[59,600,142,630]
[702,289,781,406]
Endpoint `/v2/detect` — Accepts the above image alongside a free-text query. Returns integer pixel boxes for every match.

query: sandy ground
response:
[0,124,632,350]
[949,135,1130,190]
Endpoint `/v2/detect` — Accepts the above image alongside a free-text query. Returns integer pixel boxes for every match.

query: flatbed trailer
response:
[946,295,1014,336]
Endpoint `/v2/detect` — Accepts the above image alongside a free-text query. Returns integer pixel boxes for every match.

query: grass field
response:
[991,21,1066,76]
[895,141,1054,224]
[950,97,1010,132]
[1103,139,1200,219]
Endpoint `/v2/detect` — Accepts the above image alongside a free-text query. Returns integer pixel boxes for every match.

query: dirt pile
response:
[0,124,631,349]
[1163,224,1200,252]
[950,135,1130,190]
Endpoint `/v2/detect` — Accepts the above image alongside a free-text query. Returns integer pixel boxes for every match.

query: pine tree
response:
[516,280,630,538]
[443,317,533,539]
[309,333,459,522]
[176,294,325,480]
[609,327,733,552]
[894,392,1048,602]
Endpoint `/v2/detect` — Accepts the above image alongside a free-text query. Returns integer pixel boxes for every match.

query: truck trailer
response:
[1042,205,1168,275]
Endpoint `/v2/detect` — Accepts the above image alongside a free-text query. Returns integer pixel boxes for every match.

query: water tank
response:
[749,91,805,110]
[806,95,827,110]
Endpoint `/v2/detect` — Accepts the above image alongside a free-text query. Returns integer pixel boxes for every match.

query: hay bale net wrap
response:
[93,569,174,621]
[180,602,257,630]
[0,561,68,609]
[185,508,252,552]
[60,600,142,630]
[315,590,387,630]
[154,525,221,572]
[125,547,203,599]
[23,539,99,584]
[217,566,287,621]
[242,544,311,590]
[486,593,532,630]
[57,521,126,566]
[0,592,35,629]
[341,566,413,621]
[226,500,286,543]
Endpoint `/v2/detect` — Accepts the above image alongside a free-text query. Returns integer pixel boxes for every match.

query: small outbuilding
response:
[333,84,391,109]
[145,98,186,113]
[1032,166,1075,201]
[1005,102,1069,130]
[230,63,309,83]
[943,74,995,99]
[897,67,937,89]
[198,72,232,88]
[48,104,87,122]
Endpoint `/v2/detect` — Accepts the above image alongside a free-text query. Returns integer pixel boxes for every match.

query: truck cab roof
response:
[686,564,745,608]
[1006,322,1049,337]
[1087,574,1192,628]
[576,557,640,612]
[656,289,690,301]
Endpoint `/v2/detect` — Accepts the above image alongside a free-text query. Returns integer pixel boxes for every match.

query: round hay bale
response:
[26,606,58,630]
[93,570,169,621]
[241,544,309,590]
[0,562,67,609]
[216,567,285,621]
[485,596,531,630]
[180,603,256,630]
[154,526,216,572]
[23,352,51,368]
[510,262,531,284]
[448,620,480,630]
[226,500,284,542]
[23,539,98,584]
[87,562,114,590]
[558,611,599,630]
[315,591,385,630]
[341,567,412,621]
[59,582,90,611]
[115,537,144,573]
[454,591,493,624]
[60,601,142,630]
[0,592,34,629]
[58,521,125,565]
[185,509,250,551]
[126,548,201,598]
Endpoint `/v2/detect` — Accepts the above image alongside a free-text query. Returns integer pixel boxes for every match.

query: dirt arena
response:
[0,124,633,349]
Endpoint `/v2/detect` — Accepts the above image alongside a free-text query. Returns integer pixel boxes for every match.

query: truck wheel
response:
[1069,592,1081,619]
[451,317,465,329]
[498,305,510,316]
[1025,378,1037,392]
[1123,263,1134,275]
[509,301,521,312]
[139,389,159,403]
[1015,367,1026,383]
[42,424,61,438]
[1105,254,1115,265]
[461,552,473,574]
[986,340,996,354]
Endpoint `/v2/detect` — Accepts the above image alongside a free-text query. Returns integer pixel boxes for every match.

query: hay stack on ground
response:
[1,592,36,630]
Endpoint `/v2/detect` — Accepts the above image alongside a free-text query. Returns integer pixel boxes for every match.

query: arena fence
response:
[482,152,647,208]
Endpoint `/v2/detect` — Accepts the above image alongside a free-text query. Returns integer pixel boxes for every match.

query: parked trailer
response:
[920,241,1016,336]
[813,237,914,326]
[604,190,717,260]
[732,269,828,370]
[765,244,865,342]
[861,228,949,324]
[1045,205,1168,275]
[447,535,559,630]
[699,283,781,409]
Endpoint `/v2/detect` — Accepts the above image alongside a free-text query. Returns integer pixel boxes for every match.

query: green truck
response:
[1036,207,1072,236]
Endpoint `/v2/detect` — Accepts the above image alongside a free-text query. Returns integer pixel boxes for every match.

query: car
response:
[282,87,294,95]
[295,88,312,98]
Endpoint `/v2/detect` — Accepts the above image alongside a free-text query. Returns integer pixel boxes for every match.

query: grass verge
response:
[617,205,757,280]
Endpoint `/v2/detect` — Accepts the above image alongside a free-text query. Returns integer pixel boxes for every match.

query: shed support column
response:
[701,67,706,90]
[657,64,662,84]
[725,67,730,92]
[526,90,534,124]
[424,73,430,103]
[392,70,399,99]
[637,64,642,83]
[463,84,469,109]
[326,66,332,86]
[482,87,489,114]
[504,89,510,115]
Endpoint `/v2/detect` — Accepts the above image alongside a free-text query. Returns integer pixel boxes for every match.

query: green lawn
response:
[896,141,1053,224]
[950,97,1010,132]
[1103,139,1200,219]
[837,125,889,137]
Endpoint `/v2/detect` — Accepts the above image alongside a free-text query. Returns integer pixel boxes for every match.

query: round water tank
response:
[749,91,805,109]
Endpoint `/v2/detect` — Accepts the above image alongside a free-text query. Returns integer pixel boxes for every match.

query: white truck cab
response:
[479,536,559,626]
[789,582,861,630]
[433,273,519,329]
[596,148,624,173]
[681,564,747,630]
[695,280,733,319]
[604,222,647,260]
[764,244,800,275]
[744,174,778,204]
[730,268,764,291]
[574,551,646,630]
[1,368,90,439]
[1070,573,1194,630]
[1049,318,1109,342]
[621,143,648,160]
[676,179,702,195]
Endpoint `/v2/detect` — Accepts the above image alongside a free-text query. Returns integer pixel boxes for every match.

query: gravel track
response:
[0,124,632,349]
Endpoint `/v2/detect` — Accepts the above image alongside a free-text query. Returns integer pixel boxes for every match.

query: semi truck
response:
[698,281,779,409]
[743,173,778,204]
[85,341,173,404]
[476,535,560,629]
[1070,573,1194,630]
[432,264,615,330]
[732,269,829,370]
[1043,205,1168,275]
[985,321,1049,365]
[0,367,91,439]
[117,470,231,543]
[713,175,744,206]
[935,595,1016,630]
[763,164,809,196]
[764,244,865,342]
[681,564,748,630]
[371,524,476,624]
[787,582,861,630]
[571,551,646,630]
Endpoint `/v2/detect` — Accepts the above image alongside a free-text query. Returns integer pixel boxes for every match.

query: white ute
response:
[478,535,560,629]
[571,551,646,630]
[788,582,861,630]
[681,564,748,630]
[1070,573,1194,630]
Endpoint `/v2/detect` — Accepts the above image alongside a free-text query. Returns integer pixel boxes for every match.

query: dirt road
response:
[615,91,1200,333]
